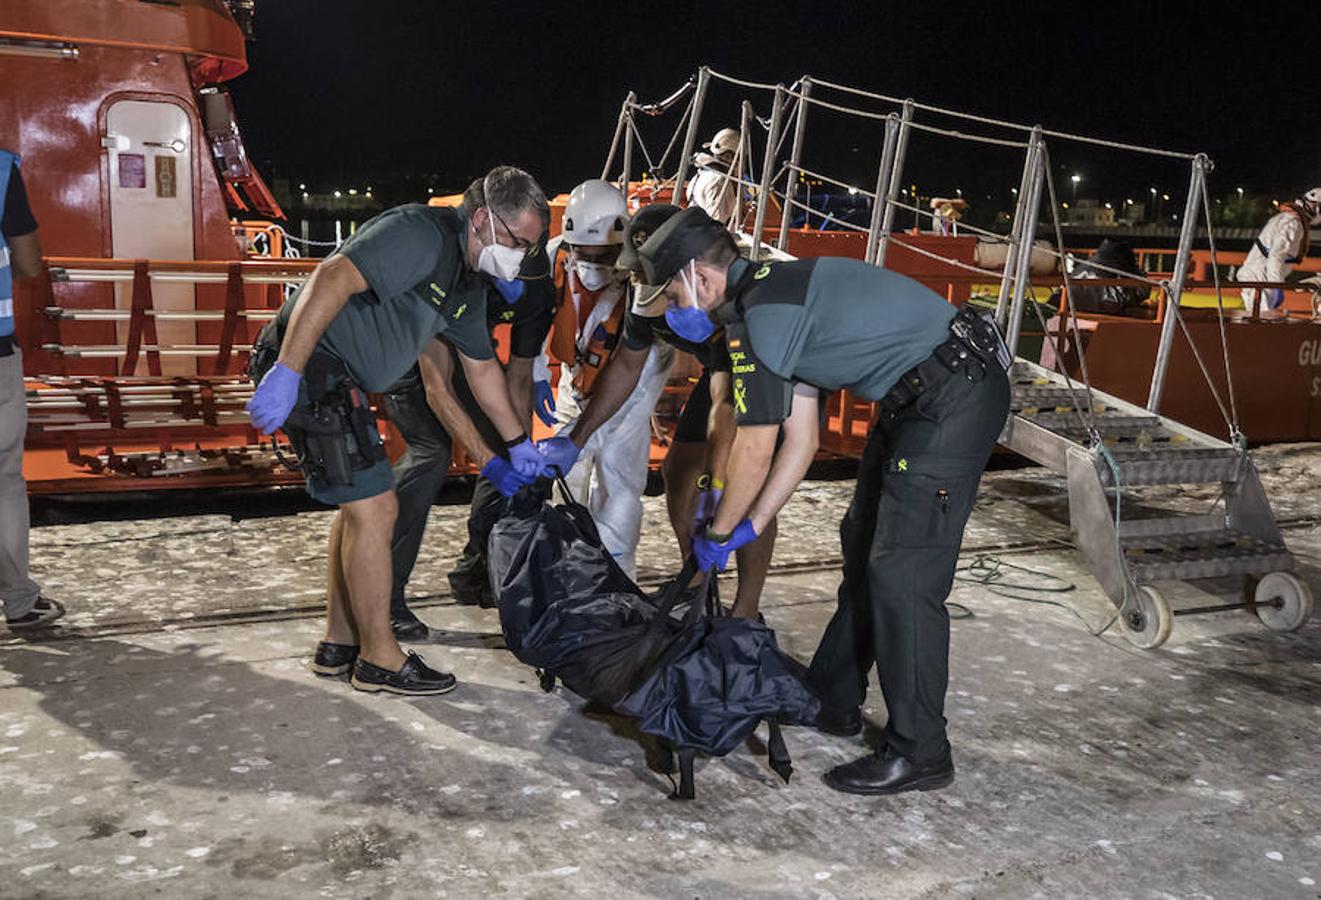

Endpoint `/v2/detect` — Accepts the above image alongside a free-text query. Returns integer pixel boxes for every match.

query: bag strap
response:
[766,720,793,785]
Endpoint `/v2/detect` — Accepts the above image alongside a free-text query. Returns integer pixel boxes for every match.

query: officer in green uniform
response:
[247,166,551,696]
[385,224,555,633]
[637,207,1010,795]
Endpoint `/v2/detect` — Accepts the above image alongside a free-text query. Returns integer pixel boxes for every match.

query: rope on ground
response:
[954,554,1117,636]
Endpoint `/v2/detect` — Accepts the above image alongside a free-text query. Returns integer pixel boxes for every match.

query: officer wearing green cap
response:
[637,206,1011,796]
[540,204,778,619]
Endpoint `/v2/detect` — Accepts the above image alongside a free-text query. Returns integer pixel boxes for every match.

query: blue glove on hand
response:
[506,437,546,479]
[537,435,581,477]
[247,362,302,434]
[691,486,724,538]
[1265,288,1285,311]
[692,518,758,572]
[482,456,533,497]
[533,380,557,427]
[494,277,525,304]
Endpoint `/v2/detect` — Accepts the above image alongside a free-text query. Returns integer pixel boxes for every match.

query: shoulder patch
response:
[452,302,468,319]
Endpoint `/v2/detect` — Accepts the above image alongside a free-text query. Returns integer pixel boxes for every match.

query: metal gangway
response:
[599,68,1312,649]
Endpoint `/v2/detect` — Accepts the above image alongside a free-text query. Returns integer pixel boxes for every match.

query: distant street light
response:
[1236,186,1244,199]
[1071,173,1082,205]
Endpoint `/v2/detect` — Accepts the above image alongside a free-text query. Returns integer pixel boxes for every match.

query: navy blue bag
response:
[488,483,820,799]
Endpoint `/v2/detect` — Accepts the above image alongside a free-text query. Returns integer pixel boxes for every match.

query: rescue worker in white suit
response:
[535,180,672,577]
[1236,188,1321,316]
[686,127,742,226]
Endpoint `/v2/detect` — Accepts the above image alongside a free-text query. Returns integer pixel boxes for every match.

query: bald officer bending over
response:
[247,166,551,696]
[637,207,1010,796]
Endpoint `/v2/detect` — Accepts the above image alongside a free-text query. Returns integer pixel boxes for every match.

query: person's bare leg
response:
[323,510,358,645]
[731,516,777,619]
[340,490,406,671]
[662,441,707,562]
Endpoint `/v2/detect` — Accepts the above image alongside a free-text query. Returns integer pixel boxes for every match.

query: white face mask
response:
[573,259,614,292]
[477,208,525,281]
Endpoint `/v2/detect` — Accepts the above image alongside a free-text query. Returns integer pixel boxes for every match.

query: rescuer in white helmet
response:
[686,127,743,226]
[535,180,673,577]
[1235,187,1321,316]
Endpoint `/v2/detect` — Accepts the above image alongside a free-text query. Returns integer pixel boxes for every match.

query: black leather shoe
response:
[822,745,955,795]
[448,574,495,608]
[310,641,359,676]
[351,652,457,696]
[390,608,430,641]
[814,705,863,737]
[6,597,65,630]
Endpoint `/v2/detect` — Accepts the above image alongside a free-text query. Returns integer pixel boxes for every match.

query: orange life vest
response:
[548,250,627,397]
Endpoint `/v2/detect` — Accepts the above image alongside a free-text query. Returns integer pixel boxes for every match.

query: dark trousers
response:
[807,362,1010,764]
[383,365,505,615]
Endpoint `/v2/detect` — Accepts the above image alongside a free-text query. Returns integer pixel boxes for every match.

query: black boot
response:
[813,705,863,737]
[390,605,429,641]
[822,744,954,795]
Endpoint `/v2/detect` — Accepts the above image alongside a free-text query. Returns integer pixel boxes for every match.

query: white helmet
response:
[563,179,627,246]
[1300,187,1321,225]
[704,127,741,159]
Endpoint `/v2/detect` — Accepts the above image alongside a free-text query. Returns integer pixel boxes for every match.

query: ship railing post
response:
[776,77,811,251]
[672,66,710,207]
[735,100,753,229]
[618,91,636,200]
[864,115,901,266]
[995,129,1040,327]
[874,99,914,268]
[1004,132,1046,359]
[750,84,787,260]
[600,96,629,182]
[1146,154,1207,411]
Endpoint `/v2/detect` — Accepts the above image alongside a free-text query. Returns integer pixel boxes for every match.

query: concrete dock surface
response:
[2,445,1320,898]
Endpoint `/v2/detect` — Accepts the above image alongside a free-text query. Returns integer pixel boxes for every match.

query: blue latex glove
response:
[506,437,546,479]
[1264,287,1285,310]
[494,277,525,304]
[537,435,581,477]
[691,486,723,538]
[692,518,758,572]
[247,362,302,434]
[533,380,557,427]
[482,456,533,497]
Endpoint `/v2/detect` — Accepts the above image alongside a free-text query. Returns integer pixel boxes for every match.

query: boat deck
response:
[2,446,1320,898]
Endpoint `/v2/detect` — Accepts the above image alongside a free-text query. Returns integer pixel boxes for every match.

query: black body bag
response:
[488,483,820,800]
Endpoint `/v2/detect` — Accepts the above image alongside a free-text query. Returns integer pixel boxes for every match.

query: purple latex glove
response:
[537,435,581,477]
[691,486,724,538]
[247,362,301,434]
[692,518,758,572]
[506,437,546,478]
[1264,287,1285,311]
[482,456,533,497]
[533,380,557,427]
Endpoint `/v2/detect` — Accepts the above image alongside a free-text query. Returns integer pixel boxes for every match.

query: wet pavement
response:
[2,445,1320,898]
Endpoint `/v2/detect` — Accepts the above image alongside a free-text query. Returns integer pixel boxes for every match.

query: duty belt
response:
[878,307,1007,421]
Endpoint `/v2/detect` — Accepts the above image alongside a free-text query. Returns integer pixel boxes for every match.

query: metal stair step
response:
[1100,447,1243,486]
[1122,527,1290,582]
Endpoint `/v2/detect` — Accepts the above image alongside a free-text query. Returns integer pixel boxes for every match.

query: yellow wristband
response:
[710,477,725,491]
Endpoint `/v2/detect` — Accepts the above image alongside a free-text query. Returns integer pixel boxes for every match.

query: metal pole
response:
[734,100,753,229]
[672,66,710,208]
[874,99,914,268]
[1004,134,1046,358]
[599,97,628,181]
[618,92,636,200]
[1146,154,1207,411]
[776,77,812,251]
[995,127,1041,327]
[864,115,900,265]
[750,85,787,260]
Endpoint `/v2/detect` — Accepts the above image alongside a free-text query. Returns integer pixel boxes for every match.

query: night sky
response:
[229,1,1321,207]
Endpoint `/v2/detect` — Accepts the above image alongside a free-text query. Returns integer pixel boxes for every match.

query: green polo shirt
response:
[288,203,494,392]
[717,257,954,425]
